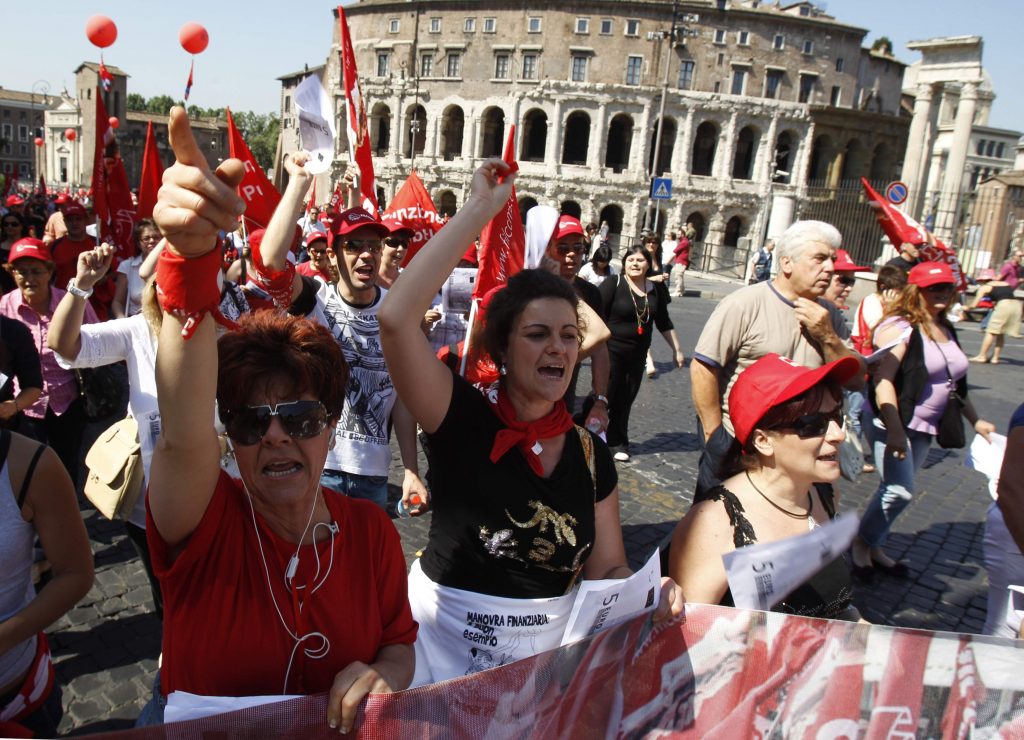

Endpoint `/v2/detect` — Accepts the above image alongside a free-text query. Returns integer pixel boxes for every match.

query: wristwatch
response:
[66,279,93,300]
[593,394,609,406]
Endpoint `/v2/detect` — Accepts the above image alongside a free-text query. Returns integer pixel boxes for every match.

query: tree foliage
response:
[871,36,894,55]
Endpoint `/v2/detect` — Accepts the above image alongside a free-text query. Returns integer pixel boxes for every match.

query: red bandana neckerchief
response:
[488,386,573,476]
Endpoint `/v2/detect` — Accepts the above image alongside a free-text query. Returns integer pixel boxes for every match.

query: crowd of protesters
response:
[0,104,1022,736]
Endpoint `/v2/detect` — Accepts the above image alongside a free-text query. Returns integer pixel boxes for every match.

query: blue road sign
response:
[651,177,673,200]
[885,181,908,205]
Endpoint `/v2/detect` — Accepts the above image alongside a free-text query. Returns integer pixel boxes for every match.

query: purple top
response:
[998,260,1020,289]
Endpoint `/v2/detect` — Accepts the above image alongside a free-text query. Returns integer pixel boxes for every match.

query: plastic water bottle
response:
[395,493,425,518]
[586,418,603,434]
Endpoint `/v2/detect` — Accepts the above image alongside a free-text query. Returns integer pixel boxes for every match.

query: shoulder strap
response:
[17,443,46,508]
[706,485,757,549]
[0,429,10,474]
[816,484,837,519]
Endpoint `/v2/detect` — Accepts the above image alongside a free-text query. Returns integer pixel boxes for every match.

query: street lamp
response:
[31,80,51,185]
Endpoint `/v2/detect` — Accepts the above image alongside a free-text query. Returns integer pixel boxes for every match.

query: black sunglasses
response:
[341,238,383,255]
[384,237,409,248]
[836,275,856,287]
[221,400,330,446]
[555,241,586,256]
[771,408,843,439]
[924,283,955,294]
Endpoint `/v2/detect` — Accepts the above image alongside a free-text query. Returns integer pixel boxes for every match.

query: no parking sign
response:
[885,181,908,205]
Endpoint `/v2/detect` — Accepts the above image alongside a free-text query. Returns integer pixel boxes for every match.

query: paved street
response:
[50,275,1024,735]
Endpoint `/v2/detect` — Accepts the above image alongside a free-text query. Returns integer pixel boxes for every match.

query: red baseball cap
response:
[306,231,328,246]
[908,261,955,288]
[8,238,52,263]
[729,353,861,447]
[5,195,24,208]
[54,193,70,205]
[330,207,389,238]
[833,249,870,273]
[62,203,88,219]
[382,218,415,239]
[553,215,585,242]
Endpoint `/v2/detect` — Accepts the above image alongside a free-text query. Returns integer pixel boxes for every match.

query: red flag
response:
[940,636,984,740]
[474,125,525,300]
[328,181,344,213]
[861,178,967,290]
[226,107,282,232]
[338,6,377,214]
[136,121,164,219]
[91,87,137,259]
[184,59,194,101]
[863,629,930,740]
[98,57,114,93]
[382,171,444,265]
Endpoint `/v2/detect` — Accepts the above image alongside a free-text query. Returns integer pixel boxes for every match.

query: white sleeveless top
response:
[0,439,38,688]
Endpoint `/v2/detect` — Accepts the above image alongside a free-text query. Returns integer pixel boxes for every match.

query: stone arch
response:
[731,125,759,180]
[441,104,465,161]
[692,121,719,177]
[808,134,835,184]
[605,113,634,173]
[562,111,591,165]
[437,190,458,217]
[521,109,548,162]
[723,215,745,248]
[773,130,796,183]
[404,104,427,158]
[480,106,505,158]
[684,211,707,242]
[370,102,391,155]
[648,117,677,176]
[869,142,894,182]
[518,195,539,224]
[599,204,624,236]
[560,200,582,219]
[840,138,867,182]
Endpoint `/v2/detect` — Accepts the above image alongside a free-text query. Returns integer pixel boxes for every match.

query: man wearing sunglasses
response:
[691,220,866,502]
[824,249,871,310]
[295,232,335,284]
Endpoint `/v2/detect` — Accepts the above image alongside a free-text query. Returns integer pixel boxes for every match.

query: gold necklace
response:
[745,470,813,519]
[626,278,650,335]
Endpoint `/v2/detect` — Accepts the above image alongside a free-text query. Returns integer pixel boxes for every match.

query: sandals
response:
[968,356,990,363]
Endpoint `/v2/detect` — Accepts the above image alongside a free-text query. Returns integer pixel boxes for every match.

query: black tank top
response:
[990,285,1017,302]
[708,484,854,620]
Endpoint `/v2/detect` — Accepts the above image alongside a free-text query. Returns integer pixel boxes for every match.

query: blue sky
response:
[5,1,1021,132]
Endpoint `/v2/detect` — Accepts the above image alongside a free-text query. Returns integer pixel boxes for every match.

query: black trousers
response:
[606,345,647,452]
[17,398,86,488]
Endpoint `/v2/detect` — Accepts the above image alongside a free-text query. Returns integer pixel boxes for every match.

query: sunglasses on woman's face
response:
[221,400,330,446]
[924,283,955,294]
[384,237,408,248]
[771,408,843,439]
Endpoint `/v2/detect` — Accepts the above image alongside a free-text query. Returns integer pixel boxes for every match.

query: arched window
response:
[562,111,591,165]
[605,113,634,172]
[438,190,458,217]
[521,109,548,162]
[723,216,744,247]
[692,122,718,176]
[441,105,465,161]
[870,142,893,182]
[808,135,834,184]
[839,139,866,182]
[774,131,794,183]
[481,107,505,158]
[648,117,676,175]
[598,204,624,236]
[560,201,582,219]
[370,102,391,156]
[404,104,426,158]
[732,126,758,180]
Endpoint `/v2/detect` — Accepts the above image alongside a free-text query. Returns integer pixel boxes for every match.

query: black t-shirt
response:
[422,371,618,598]
[598,274,673,356]
[885,255,918,273]
[0,316,42,404]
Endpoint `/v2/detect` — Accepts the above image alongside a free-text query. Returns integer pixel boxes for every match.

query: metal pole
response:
[409,3,422,174]
[645,28,673,233]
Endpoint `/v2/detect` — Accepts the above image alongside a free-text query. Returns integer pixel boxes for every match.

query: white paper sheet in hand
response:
[722,512,858,612]
[965,432,1006,500]
[560,550,661,646]
[165,691,300,722]
[293,74,337,175]
[864,327,913,365]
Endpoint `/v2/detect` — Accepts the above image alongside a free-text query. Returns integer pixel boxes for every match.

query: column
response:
[545,99,563,168]
[590,102,607,175]
[715,111,738,180]
[429,115,441,160]
[394,98,407,162]
[759,113,780,184]
[901,83,935,218]
[935,81,979,239]
[636,99,653,175]
[673,106,694,175]
[463,114,477,161]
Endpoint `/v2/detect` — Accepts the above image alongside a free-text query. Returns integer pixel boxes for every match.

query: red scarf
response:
[489,386,573,476]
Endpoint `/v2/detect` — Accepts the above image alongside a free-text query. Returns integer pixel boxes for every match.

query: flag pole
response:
[459,298,479,378]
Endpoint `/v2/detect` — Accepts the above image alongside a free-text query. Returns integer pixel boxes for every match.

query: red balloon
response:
[85,15,117,48]
[34,137,44,147]
[179,22,209,54]
[65,128,77,141]
[109,117,120,129]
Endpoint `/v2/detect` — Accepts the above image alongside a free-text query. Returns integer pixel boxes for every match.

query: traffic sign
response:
[885,181,908,205]
[651,177,673,200]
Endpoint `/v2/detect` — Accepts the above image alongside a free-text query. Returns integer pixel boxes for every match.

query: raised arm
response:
[378,160,514,433]
[149,107,246,548]
[48,244,115,360]
[261,152,312,273]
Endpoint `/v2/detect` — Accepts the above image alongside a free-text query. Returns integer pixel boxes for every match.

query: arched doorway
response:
[839,139,866,182]
[870,142,894,182]
[808,135,835,184]
[404,104,426,158]
[370,102,391,156]
[521,109,548,162]
[437,190,458,217]
[723,216,744,247]
[692,122,718,176]
[684,211,707,242]
[441,105,465,161]
[648,117,676,176]
[561,111,591,165]
[605,113,633,172]
[774,131,795,183]
[560,200,582,219]
[731,126,758,180]
[598,204,624,237]
[481,106,505,158]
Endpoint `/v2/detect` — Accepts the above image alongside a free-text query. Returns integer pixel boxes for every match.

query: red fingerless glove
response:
[156,247,236,339]
[249,244,296,311]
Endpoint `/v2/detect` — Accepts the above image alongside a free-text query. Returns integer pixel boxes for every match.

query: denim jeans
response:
[320,469,389,510]
[136,671,165,726]
[858,420,933,546]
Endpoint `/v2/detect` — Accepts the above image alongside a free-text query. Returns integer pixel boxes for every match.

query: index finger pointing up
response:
[167,106,209,170]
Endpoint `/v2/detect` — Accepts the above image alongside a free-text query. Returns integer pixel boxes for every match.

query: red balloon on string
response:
[65,128,77,141]
[85,15,117,48]
[34,137,44,147]
[179,22,209,54]
[109,117,120,129]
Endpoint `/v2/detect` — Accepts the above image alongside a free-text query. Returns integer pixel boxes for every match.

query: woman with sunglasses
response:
[669,353,862,620]
[379,159,683,685]
[376,222,413,290]
[851,262,995,579]
[139,108,416,733]
[0,213,26,294]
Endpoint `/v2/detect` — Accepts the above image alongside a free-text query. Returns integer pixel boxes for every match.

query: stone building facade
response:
[280,0,910,259]
[0,86,58,184]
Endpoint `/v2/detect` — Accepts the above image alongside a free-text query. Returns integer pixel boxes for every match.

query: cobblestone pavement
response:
[50,276,1024,735]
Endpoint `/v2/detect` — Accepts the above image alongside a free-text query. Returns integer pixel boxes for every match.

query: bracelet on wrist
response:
[66,278,94,300]
[592,394,609,406]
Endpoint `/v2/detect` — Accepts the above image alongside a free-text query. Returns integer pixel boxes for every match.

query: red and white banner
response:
[861,178,967,290]
[91,87,137,259]
[382,171,444,266]
[81,605,1024,739]
[227,107,282,232]
[474,125,525,301]
[136,121,164,220]
[338,5,377,214]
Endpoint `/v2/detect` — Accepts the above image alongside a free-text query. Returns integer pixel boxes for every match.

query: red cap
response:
[306,231,328,246]
[55,193,70,205]
[729,353,861,447]
[907,261,955,288]
[553,215,585,242]
[330,207,389,238]
[5,195,24,208]
[62,203,88,219]
[382,218,415,239]
[8,238,52,263]
[833,249,870,273]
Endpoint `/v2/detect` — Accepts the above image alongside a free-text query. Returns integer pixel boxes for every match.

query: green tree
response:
[871,36,894,56]
[126,93,147,111]
[233,111,280,171]
[146,95,177,115]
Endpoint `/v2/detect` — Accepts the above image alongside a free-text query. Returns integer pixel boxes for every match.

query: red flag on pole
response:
[328,181,344,214]
[861,178,967,290]
[136,121,164,219]
[474,125,525,300]
[91,87,137,259]
[338,5,377,214]
[939,636,985,740]
[382,171,444,265]
[226,107,281,231]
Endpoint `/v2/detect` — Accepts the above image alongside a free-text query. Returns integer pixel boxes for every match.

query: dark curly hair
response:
[481,269,582,367]
[217,312,348,421]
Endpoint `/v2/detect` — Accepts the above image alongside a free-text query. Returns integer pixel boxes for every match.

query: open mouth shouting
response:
[538,364,565,380]
[263,459,304,479]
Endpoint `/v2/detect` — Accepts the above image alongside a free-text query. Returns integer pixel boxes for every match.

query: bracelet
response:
[593,394,609,406]
[12,398,19,412]
[66,279,94,300]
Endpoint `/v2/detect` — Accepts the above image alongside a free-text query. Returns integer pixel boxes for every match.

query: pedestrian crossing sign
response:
[651,177,672,200]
